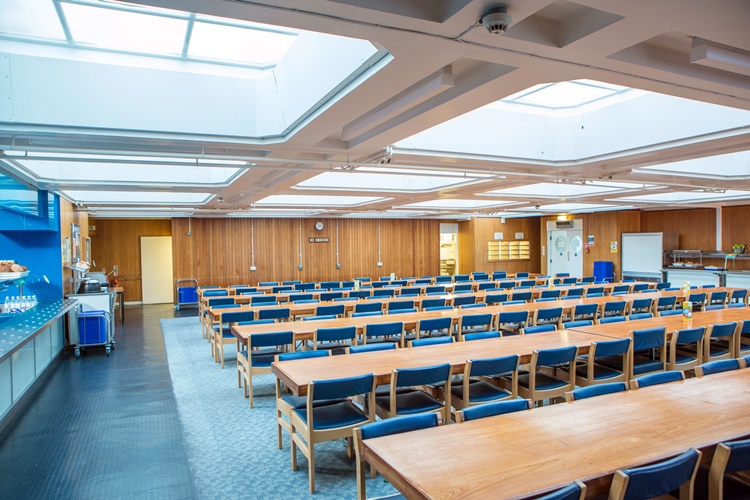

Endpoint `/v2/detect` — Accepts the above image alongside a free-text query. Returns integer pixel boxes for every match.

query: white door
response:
[568,231,584,277]
[141,236,174,304]
[548,230,569,277]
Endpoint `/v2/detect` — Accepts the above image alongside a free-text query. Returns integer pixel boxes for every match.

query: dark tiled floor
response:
[0,304,198,500]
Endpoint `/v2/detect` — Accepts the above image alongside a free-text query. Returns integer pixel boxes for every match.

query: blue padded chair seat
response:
[633,357,664,376]
[375,391,442,414]
[673,352,700,365]
[375,385,417,397]
[452,380,511,403]
[518,372,568,390]
[575,363,623,380]
[239,348,282,367]
[293,401,369,430]
[282,394,346,410]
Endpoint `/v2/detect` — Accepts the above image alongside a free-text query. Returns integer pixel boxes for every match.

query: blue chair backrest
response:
[320,291,344,301]
[237,319,274,326]
[486,293,509,305]
[536,345,578,366]
[411,337,453,347]
[472,272,489,280]
[424,305,453,311]
[320,281,341,290]
[373,289,395,297]
[732,289,748,301]
[580,276,595,283]
[317,304,345,317]
[498,281,515,289]
[422,298,446,309]
[350,290,371,299]
[351,311,384,318]
[516,272,529,278]
[281,280,301,285]
[316,326,357,342]
[688,292,706,303]
[454,274,471,282]
[632,283,649,292]
[388,300,415,311]
[570,382,628,401]
[258,308,290,320]
[463,331,502,341]
[710,291,728,303]
[628,312,654,320]
[278,350,329,362]
[586,293,604,298]
[537,307,563,321]
[566,288,585,297]
[341,281,355,288]
[311,373,374,401]
[563,319,593,328]
[674,327,706,344]
[523,324,557,334]
[399,287,420,296]
[593,337,631,358]
[618,449,700,500]
[349,343,396,354]
[425,285,445,294]
[704,304,726,311]
[272,286,293,293]
[389,308,418,315]
[220,310,256,324]
[435,276,452,283]
[469,354,519,378]
[555,273,570,277]
[659,309,683,316]
[710,322,737,339]
[587,286,604,295]
[295,283,316,291]
[200,286,220,289]
[655,282,671,290]
[512,291,532,302]
[573,303,598,316]
[333,297,357,302]
[241,291,265,296]
[355,302,382,313]
[498,310,529,324]
[599,316,626,324]
[414,279,432,285]
[303,315,337,322]
[258,282,278,287]
[502,300,526,306]
[612,285,630,293]
[290,294,313,302]
[418,317,452,332]
[252,295,277,304]
[249,330,294,349]
[534,482,584,500]
[603,301,627,314]
[461,313,493,328]
[492,271,507,280]
[364,322,403,338]
[204,290,229,297]
[461,303,487,309]
[359,413,439,440]
[541,289,562,298]
[700,359,742,375]
[478,282,497,291]
[234,287,257,295]
[562,277,577,285]
[208,297,235,307]
[460,399,530,421]
[721,438,750,474]
[355,277,371,282]
[453,295,476,307]
[520,280,536,287]
[632,298,653,310]
[634,370,683,388]
[395,363,451,386]
[454,283,473,292]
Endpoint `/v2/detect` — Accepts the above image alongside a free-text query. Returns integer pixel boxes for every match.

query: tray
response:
[0,271,29,281]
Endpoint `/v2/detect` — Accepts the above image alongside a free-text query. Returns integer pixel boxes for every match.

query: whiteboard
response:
[622,233,663,278]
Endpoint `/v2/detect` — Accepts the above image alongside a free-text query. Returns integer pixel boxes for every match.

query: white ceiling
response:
[1,0,750,218]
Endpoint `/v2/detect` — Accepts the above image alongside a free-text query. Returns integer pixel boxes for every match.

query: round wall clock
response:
[314,221,324,231]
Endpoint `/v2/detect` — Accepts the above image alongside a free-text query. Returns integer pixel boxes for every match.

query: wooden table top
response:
[568,307,750,339]
[270,329,606,396]
[362,369,750,500]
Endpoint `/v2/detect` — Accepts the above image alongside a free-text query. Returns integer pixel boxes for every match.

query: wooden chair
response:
[312,325,357,354]
[362,321,404,347]
[448,354,519,412]
[415,317,452,340]
[456,313,494,341]
[455,398,531,423]
[630,327,667,379]
[517,346,578,406]
[375,363,452,422]
[290,373,376,493]
[212,309,253,367]
[708,438,750,500]
[668,326,706,373]
[575,337,631,386]
[353,413,440,500]
[609,449,702,500]
[533,481,586,500]
[202,297,235,339]
[736,320,750,357]
[533,306,564,328]
[695,358,745,377]
[239,330,293,407]
[497,310,529,335]
[274,350,332,450]
[704,322,739,363]
[570,303,598,322]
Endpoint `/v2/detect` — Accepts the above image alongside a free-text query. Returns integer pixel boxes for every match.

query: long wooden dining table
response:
[360,368,750,499]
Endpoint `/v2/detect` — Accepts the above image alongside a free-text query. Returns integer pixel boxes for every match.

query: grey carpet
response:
[161,317,400,499]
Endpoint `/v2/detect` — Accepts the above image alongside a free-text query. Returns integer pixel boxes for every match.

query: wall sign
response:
[515,232,524,239]
[610,241,618,253]
[587,235,595,245]
[309,237,329,243]
[494,232,503,240]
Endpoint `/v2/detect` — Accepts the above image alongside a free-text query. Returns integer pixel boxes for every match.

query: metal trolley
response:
[175,278,199,310]
[72,305,113,357]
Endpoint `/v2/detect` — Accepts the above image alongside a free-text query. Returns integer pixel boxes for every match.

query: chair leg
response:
[291,425,298,471]
[277,410,283,450]
[308,443,316,494]
[248,372,254,408]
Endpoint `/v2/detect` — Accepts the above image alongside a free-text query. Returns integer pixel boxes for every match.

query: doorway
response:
[439,223,458,276]
[141,236,174,304]
[546,220,583,278]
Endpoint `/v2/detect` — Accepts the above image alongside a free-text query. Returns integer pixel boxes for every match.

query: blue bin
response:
[78,310,108,345]
[593,261,614,283]
[178,287,198,304]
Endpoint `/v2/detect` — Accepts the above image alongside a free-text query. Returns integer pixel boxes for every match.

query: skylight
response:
[188,20,297,66]
[61,190,213,204]
[502,79,630,109]
[14,160,243,186]
[610,190,750,204]
[294,172,484,192]
[482,181,656,198]
[255,195,388,207]
[0,0,66,42]
[228,209,325,217]
[519,202,625,212]
[401,199,515,209]
[637,151,750,179]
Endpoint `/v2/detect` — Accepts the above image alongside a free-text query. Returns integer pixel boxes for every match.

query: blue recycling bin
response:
[178,287,198,304]
[593,261,614,283]
[78,310,108,345]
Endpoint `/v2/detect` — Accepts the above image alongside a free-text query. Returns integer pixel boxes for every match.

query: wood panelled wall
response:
[722,206,750,271]
[641,208,715,251]
[89,218,172,302]
[171,218,440,287]
[458,218,541,275]
[60,198,88,295]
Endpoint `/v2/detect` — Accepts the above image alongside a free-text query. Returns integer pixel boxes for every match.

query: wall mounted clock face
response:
[315,221,324,231]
